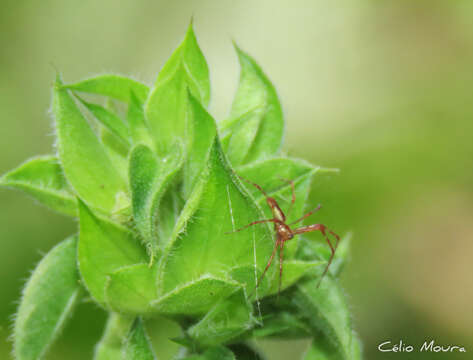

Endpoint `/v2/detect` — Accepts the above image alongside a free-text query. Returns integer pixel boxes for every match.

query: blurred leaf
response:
[53,78,126,213]
[182,346,236,360]
[14,236,81,360]
[290,276,356,360]
[78,200,147,305]
[158,140,274,296]
[227,344,266,360]
[129,143,183,254]
[183,92,217,198]
[123,318,157,360]
[77,96,130,144]
[128,90,153,146]
[0,155,77,216]
[221,47,283,165]
[304,332,362,360]
[265,260,323,297]
[64,74,149,103]
[145,23,210,153]
[94,313,134,360]
[100,127,129,182]
[106,263,157,315]
[297,233,352,277]
[188,289,253,347]
[151,276,239,316]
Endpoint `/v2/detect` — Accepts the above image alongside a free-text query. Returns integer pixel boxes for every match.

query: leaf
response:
[78,200,147,305]
[265,260,323,297]
[145,23,210,153]
[227,344,266,360]
[106,264,157,315]
[158,140,274,297]
[221,46,283,165]
[129,143,184,252]
[64,74,149,103]
[123,318,157,360]
[78,96,130,144]
[289,276,356,360]
[127,90,153,146]
[183,91,217,198]
[94,313,134,360]
[188,289,253,347]
[150,276,239,315]
[100,127,130,183]
[181,346,236,360]
[53,77,126,213]
[0,156,77,216]
[304,333,362,360]
[13,236,81,360]
[297,233,352,277]
[251,311,310,339]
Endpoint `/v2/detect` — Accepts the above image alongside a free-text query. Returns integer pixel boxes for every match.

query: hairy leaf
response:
[100,127,130,183]
[188,289,253,347]
[128,90,153,146]
[53,78,126,213]
[14,236,81,360]
[158,140,274,296]
[151,276,239,316]
[123,318,157,360]
[0,156,76,216]
[304,332,362,360]
[290,276,356,360]
[145,23,210,153]
[106,264,157,315]
[182,346,236,360]
[64,74,149,103]
[78,201,147,304]
[78,96,130,144]
[129,143,183,253]
[183,92,217,198]
[221,47,283,165]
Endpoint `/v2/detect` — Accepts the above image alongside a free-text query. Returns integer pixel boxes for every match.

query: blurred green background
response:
[1,0,472,359]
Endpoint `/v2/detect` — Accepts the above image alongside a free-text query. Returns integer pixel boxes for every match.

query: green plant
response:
[1,23,362,360]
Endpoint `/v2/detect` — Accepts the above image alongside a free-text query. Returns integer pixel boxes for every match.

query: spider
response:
[228,176,340,296]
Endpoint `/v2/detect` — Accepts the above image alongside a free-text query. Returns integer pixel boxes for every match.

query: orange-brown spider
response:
[229,176,340,295]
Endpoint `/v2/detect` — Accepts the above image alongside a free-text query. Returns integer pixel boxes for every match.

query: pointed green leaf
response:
[188,289,253,347]
[298,233,352,277]
[100,127,130,183]
[14,236,81,360]
[0,156,77,216]
[145,24,210,152]
[64,74,149,103]
[78,201,147,304]
[53,79,126,213]
[159,140,274,295]
[265,260,323,296]
[129,143,184,252]
[290,276,356,360]
[78,96,130,144]
[183,92,217,197]
[106,264,157,315]
[94,313,134,360]
[221,47,283,165]
[123,318,157,360]
[151,276,239,315]
[128,90,153,146]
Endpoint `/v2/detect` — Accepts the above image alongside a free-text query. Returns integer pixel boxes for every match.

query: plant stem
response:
[94,312,135,360]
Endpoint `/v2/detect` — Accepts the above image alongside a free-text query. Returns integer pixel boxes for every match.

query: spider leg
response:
[293,224,340,287]
[238,175,268,197]
[288,204,322,226]
[225,219,275,234]
[256,238,280,289]
[278,239,285,298]
[278,177,296,220]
